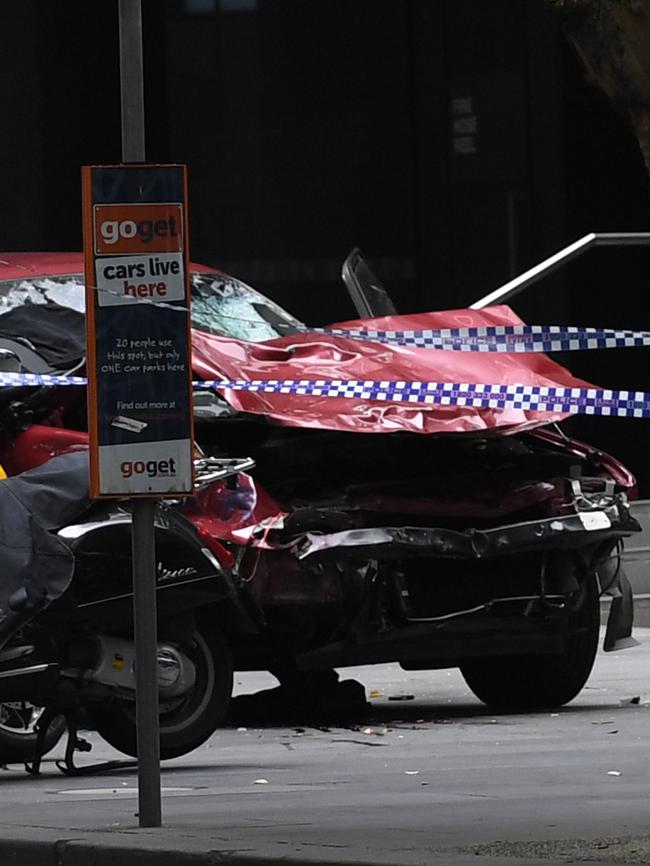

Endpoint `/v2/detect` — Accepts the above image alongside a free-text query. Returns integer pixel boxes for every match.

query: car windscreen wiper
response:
[251,302,302,336]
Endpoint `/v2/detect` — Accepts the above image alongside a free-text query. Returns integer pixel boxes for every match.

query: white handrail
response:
[470,232,650,310]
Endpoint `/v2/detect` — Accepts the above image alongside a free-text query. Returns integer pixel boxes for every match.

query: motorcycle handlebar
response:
[192,456,255,489]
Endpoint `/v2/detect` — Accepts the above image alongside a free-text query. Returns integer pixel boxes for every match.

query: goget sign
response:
[82,164,194,497]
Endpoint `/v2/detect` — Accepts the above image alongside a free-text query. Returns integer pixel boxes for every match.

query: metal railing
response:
[470,232,650,310]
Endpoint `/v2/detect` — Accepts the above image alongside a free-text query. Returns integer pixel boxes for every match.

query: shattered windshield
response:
[189,272,302,340]
[0,271,303,342]
[0,276,86,314]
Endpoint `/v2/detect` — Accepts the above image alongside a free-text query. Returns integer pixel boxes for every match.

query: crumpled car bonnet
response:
[191,304,595,435]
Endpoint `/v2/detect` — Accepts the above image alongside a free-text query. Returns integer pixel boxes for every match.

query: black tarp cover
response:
[0,452,91,649]
[0,303,86,369]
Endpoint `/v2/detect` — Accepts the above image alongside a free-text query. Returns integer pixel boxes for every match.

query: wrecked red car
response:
[0,251,640,715]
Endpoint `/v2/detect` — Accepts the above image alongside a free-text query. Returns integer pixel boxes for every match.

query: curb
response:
[0,835,618,866]
[0,834,413,866]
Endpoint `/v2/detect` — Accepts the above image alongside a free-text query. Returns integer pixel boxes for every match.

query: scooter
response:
[0,442,256,771]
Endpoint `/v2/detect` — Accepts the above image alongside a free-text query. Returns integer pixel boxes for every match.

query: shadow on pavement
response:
[225,673,638,728]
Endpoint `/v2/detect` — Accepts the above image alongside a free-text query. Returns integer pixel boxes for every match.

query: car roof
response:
[0,252,220,281]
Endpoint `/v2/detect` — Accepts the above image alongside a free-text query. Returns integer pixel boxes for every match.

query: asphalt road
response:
[1,629,650,865]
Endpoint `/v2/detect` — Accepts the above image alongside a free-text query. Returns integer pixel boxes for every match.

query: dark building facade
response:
[2,0,650,487]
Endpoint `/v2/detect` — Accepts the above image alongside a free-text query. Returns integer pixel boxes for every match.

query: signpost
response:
[81,164,193,827]
[79,0,188,829]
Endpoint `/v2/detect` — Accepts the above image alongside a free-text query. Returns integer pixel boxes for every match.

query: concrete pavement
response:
[2,629,650,865]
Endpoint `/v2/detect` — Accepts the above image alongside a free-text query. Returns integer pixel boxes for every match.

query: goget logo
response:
[120,457,178,479]
[94,203,183,255]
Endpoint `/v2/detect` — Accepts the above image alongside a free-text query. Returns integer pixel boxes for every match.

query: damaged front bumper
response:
[291,490,641,653]
[293,501,639,562]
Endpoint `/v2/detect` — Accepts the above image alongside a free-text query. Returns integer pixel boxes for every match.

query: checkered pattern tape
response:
[2,371,650,419]
[201,379,650,419]
[313,324,650,353]
[0,373,88,388]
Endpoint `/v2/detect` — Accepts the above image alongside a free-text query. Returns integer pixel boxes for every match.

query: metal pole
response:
[118,0,162,828]
[131,499,161,827]
[118,0,146,163]
[470,231,650,310]
[470,233,597,310]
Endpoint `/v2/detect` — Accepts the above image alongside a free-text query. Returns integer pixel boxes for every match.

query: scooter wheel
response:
[85,623,233,760]
[0,704,66,764]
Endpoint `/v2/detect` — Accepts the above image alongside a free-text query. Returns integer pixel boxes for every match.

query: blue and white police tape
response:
[200,379,650,418]
[0,372,87,388]
[313,324,650,353]
[3,369,650,419]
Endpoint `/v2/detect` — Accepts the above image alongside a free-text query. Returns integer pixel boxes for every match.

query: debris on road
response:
[359,726,389,736]
[331,738,386,747]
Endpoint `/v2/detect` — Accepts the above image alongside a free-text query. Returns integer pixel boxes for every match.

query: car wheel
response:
[85,624,232,760]
[460,577,600,710]
[0,703,66,764]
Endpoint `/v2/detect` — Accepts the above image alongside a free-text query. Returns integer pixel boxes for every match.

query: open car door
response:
[341,248,397,318]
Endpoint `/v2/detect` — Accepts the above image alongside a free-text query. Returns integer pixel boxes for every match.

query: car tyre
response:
[460,577,600,710]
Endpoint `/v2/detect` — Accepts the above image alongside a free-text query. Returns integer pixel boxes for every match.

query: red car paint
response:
[1,425,90,476]
[191,317,596,436]
[2,251,598,437]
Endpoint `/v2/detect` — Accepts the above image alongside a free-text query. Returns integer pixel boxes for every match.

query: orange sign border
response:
[81,164,194,499]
